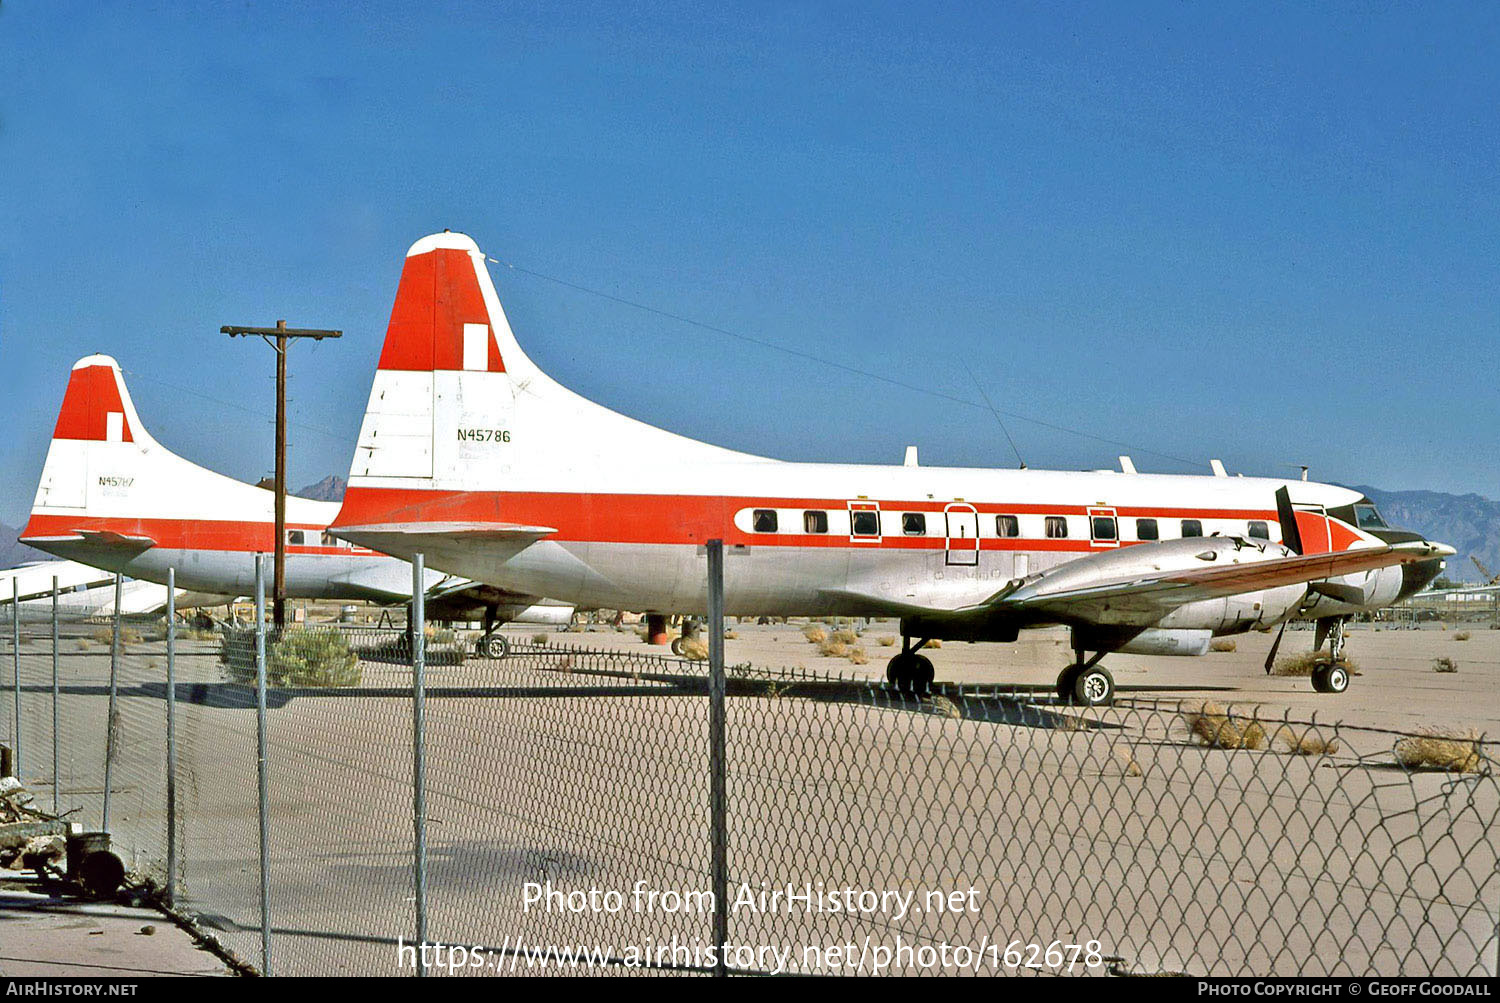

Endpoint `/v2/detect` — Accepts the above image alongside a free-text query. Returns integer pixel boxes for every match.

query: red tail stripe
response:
[376,247,503,373]
[52,366,133,442]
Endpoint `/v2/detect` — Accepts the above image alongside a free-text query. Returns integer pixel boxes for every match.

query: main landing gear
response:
[1309,617,1351,695]
[474,607,510,660]
[1055,645,1116,707]
[886,637,936,696]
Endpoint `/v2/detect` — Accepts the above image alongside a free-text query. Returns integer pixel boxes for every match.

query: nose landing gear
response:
[886,637,935,695]
[1310,616,1351,694]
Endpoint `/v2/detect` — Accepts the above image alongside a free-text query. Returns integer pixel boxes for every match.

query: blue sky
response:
[2,1,1497,527]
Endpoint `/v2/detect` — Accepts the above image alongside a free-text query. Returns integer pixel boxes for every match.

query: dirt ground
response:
[1,617,1496,977]
[534,617,1500,736]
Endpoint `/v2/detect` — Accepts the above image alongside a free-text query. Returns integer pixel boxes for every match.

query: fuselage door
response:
[1088,506,1119,549]
[944,503,980,566]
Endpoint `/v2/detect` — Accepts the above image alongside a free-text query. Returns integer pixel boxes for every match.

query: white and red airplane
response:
[20,355,571,653]
[314,231,1445,702]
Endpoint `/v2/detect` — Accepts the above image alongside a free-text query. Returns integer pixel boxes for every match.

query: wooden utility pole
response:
[222,320,342,628]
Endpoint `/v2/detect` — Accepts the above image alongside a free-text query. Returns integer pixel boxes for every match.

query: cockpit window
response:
[1353,504,1388,529]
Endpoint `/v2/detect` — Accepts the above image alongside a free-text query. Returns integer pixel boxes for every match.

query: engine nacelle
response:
[500,602,575,627]
[1117,628,1213,657]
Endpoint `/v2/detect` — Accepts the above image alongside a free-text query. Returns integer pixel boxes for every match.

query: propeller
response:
[1264,487,1305,675]
[1274,486,1303,556]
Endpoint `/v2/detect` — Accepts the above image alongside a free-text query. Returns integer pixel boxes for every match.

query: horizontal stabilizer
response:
[22,530,157,554]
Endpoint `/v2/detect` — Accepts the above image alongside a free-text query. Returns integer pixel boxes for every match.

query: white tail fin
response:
[340,232,759,525]
[23,356,337,545]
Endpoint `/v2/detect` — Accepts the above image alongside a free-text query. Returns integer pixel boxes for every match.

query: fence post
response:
[51,576,59,816]
[254,555,272,976]
[411,554,428,977]
[102,574,122,830]
[11,577,19,780]
[705,539,728,977]
[165,567,177,905]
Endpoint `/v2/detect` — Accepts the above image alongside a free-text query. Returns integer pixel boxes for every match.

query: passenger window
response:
[995,514,1020,538]
[752,509,778,533]
[803,510,828,534]
[902,513,926,536]
[1181,519,1203,538]
[1247,520,1269,540]
[286,530,305,546]
[1045,516,1068,539]
[321,532,338,547]
[1136,518,1159,541]
[1091,516,1117,541]
[851,510,880,537]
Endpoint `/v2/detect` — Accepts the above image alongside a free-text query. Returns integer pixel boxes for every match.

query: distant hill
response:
[1350,485,1500,583]
[1,522,49,569]
[296,475,347,502]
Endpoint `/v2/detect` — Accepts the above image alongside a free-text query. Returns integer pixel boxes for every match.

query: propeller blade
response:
[1275,486,1303,556]
[1264,620,1288,675]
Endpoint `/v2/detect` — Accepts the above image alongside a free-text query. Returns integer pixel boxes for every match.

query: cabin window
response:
[1044,516,1068,539]
[752,509,778,533]
[1247,520,1270,540]
[1181,519,1203,538]
[902,513,926,536]
[851,510,880,537]
[803,510,828,534]
[285,529,305,546]
[1091,516,1117,541]
[995,514,1020,538]
[1136,518,1159,541]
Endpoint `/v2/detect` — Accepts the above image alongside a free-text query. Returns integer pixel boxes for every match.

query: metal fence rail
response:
[4,570,1498,977]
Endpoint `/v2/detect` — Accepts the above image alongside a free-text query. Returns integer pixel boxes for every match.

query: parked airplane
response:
[315,230,1445,702]
[20,356,571,655]
[1,559,228,617]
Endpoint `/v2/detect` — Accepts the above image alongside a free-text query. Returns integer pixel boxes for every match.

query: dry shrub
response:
[1433,657,1459,674]
[680,637,709,661]
[803,626,828,645]
[1394,729,1484,774]
[1184,701,1268,750]
[1115,746,1144,777]
[847,647,868,665]
[1453,631,1471,641]
[1209,638,1237,653]
[930,695,962,720]
[877,636,896,647]
[531,633,549,646]
[817,639,849,658]
[830,628,858,645]
[1275,726,1341,757]
[926,638,942,649]
[723,630,737,640]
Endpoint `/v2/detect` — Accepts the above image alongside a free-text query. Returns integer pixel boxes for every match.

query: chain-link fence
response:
[4,567,1499,977]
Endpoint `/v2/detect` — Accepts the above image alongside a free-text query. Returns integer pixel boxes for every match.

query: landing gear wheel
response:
[885,652,935,696]
[670,636,687,657]
[1072,665,1115,707]
[1056,664,1083,702]
[1311,661,1349,694]
[477,633,509,660]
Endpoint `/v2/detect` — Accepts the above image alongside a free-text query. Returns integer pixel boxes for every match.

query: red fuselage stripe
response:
[331,487,1284,551]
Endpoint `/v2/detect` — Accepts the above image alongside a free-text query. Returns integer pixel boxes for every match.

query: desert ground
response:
[2,615,1497,977]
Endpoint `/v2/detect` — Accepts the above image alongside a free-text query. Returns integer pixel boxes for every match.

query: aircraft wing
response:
[1005,541,1449,619]
[828,539,1452,627]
